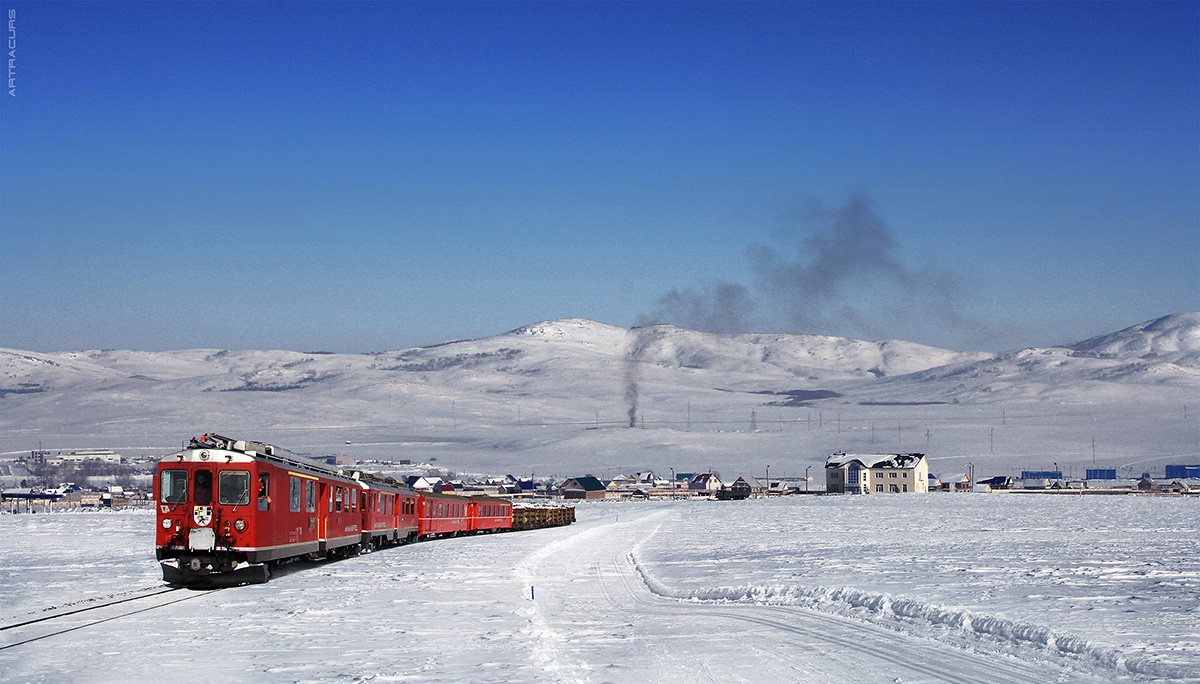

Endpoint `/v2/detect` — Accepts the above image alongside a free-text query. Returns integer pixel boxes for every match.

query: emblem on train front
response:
[193,505,212,526]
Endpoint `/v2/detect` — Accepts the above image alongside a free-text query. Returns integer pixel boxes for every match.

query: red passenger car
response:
[356,472,419,548]
[469,495,512,533]
[417,490,472,538]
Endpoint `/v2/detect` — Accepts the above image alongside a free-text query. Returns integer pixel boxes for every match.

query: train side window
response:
[290,476,302,513]
[335,486,342,512]
[161,469,188,505]
[258,473,271,511]
[218,470,251,506]
[194,469,213,506]
[306,480,316,512]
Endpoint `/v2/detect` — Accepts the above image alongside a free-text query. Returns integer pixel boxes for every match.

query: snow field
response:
[3,493,1197,682]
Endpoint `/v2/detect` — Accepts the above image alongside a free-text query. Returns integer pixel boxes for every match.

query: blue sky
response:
[2,1,1196,353]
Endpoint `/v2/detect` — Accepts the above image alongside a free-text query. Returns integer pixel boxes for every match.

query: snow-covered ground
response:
[2,494,1197,683]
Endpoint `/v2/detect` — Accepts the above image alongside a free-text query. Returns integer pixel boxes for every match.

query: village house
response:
[688,473,723,493]
[561,476,607,500]
[718,475,764,500]
[825,453,929,494]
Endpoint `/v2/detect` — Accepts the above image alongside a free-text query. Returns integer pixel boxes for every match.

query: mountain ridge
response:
[2,313,1197,394]
[2,313,1196,478]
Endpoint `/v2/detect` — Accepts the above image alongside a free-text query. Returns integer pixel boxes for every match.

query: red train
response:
[155,434,514,587]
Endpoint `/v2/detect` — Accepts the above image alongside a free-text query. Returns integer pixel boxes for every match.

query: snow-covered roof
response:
[826,453,926,469]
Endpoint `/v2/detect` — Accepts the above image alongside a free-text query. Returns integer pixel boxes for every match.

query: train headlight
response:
[161,518,173,529]
[234,519,246,532]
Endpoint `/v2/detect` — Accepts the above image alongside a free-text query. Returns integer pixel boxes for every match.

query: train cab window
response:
[194,469,213,506]
[218,470,251,506]
[335,487,343,512]
[258,473,271,511]
[161,469,188,505]
[290,476,302,513]
[306,480,316,512]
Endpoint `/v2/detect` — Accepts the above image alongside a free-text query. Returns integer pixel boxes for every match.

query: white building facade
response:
[826,453,929,494]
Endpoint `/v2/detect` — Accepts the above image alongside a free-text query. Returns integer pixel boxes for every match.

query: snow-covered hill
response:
[2,314,1197,479]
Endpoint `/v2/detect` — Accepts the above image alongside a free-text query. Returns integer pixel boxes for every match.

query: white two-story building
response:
[825,453,929,494]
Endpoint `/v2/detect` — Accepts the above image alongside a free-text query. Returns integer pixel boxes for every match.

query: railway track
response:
[0,585,219,650]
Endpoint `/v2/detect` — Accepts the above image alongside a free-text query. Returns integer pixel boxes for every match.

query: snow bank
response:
[632,554,1189,680]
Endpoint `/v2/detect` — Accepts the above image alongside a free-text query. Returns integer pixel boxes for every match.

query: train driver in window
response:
[258,473,271,510]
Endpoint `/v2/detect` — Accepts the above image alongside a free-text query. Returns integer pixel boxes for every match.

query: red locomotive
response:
[154,434,514,587]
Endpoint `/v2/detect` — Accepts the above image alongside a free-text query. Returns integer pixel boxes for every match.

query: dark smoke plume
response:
[637,281,756,334]
[639,193,990,347]
[623,327,657,427]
